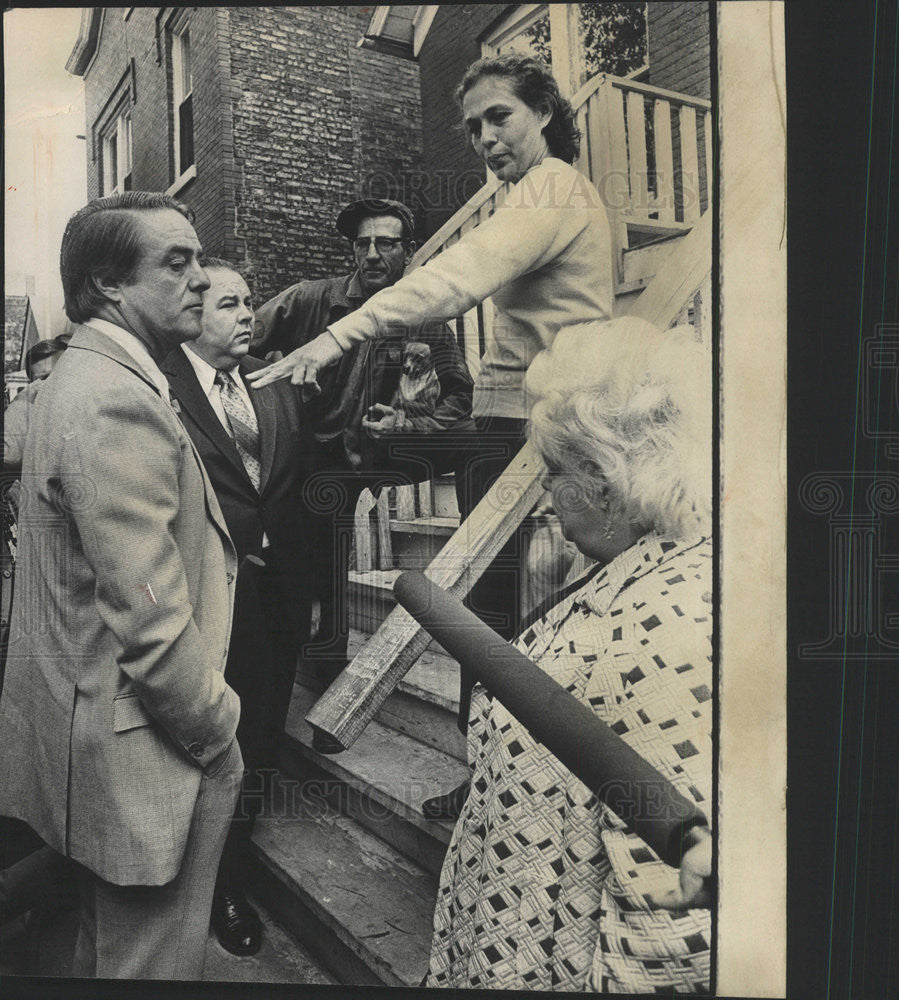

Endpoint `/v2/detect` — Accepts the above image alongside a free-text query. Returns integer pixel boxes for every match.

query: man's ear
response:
[404,240,417,266]
[92,271,124,305]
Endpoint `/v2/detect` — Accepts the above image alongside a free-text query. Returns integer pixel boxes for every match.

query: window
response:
[170,18,194,181]
[101,105,132,196]
[483,4,648,96]
[485,4,552,66]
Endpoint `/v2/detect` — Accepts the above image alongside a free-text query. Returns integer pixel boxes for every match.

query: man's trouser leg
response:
[218,558,307,885]
[72,741,243,980]
[304,456,363,690]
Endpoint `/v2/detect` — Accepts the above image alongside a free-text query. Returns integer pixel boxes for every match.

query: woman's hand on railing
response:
[646,824,713,912]
[246,331,344,392]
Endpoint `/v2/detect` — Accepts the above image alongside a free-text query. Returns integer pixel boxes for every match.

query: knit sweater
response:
[328,157,614,420]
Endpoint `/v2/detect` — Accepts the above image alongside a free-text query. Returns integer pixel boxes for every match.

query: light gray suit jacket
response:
[0,324,240,886]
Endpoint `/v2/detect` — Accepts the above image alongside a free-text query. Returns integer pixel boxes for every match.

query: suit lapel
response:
[240,357,276,494]
[161,349,252,488]
[74,327,236,543]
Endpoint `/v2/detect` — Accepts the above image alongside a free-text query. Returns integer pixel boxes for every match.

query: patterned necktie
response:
[214,369,261,490]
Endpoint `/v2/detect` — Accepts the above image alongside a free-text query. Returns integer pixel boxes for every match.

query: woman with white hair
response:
[424,317,713,993]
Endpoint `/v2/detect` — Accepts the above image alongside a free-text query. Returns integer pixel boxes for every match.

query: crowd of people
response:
[1,54,713,991]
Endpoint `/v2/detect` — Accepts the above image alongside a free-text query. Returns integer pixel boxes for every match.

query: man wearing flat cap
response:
[254,199,473,689]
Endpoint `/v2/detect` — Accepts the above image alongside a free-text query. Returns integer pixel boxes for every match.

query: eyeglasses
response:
[352,236,406,255]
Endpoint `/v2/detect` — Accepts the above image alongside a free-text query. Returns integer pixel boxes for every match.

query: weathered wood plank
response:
[306,443,547,751]
[416,480,432,518]
[575,103,591,179]
[461,305,482,380]
[375,490,392,570]
[395,484,415,521]
[680,104,700,225]
[653,99,676,224]
[626,91,649,220]
[353,489,376,573]
[610,75,712,111]
[601,81,631,286]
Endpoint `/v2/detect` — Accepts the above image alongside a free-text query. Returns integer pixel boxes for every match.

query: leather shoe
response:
[421,780,471,821]
[211,888,263,956]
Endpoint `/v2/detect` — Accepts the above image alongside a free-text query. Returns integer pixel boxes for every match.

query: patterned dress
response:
[426,534,713,993]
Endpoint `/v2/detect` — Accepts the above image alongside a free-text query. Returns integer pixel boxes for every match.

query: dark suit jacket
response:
[161,349,317,568]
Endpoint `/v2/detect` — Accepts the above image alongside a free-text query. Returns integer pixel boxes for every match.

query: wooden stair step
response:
[281,682,467,875]
[248,775,437,987]
[389,515,459,536]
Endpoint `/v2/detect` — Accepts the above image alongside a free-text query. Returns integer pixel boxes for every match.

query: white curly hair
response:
[526,317,712,539]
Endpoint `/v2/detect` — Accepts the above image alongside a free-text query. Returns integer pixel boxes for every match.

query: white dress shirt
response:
[180,343,255,435]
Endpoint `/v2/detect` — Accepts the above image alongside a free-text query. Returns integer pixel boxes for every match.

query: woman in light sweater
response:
[250,54,613,404]
[249,54,614,814]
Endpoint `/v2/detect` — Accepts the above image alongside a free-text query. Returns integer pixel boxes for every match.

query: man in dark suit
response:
[162,259,317,956]
[0,192,243,979]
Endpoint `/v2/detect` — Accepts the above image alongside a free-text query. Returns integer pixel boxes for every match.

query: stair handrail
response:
[306,207,713,753]
[607,75,712,111]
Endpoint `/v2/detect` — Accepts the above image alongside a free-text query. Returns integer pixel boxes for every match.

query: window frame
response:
[168,13,196,193]
[92,68,134,198]
[482,4,650,96]
[100,103,133,197]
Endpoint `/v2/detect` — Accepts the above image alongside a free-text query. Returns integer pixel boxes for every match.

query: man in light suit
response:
[161,260,318,956]
[0,192,243,979]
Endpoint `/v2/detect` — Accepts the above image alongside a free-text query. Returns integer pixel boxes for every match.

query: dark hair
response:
[25,338,67,381]
[335,198,416,243]
[455,54,581,164]
[60,191,194,324]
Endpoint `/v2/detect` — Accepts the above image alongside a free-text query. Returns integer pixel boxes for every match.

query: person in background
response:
[162,259,317,957]
[0,192,243,979]
[1,334,75,970]
[3,337,70,470]
[426,317,713,992]
[248,54,614,820]
[253,198,473,689]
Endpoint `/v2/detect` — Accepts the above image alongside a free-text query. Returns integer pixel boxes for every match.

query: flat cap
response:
[336,198,415,240]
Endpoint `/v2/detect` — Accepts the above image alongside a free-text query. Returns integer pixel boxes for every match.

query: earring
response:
[601,499,615,540]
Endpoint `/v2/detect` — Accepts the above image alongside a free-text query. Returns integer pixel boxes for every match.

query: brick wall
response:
[646,3,712,100]
[79,6,423,305]
[81,8,232,255]
[417,4,507,237]
[226,6,424,303]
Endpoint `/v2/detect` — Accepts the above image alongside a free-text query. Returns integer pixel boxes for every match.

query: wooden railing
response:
[410,72,712,294]
[353,73,714,575]
[311,208,715,752]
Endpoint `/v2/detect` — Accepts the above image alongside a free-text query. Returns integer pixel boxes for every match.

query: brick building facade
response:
[68,5,711,294]
[69,6,424,303]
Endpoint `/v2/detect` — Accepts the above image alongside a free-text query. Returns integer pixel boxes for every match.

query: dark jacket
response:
[254,272,474,472]
[161,349,317,566]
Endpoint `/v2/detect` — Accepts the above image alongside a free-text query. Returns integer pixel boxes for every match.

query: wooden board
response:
[307,169,718,753]
[305,443,546,751]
